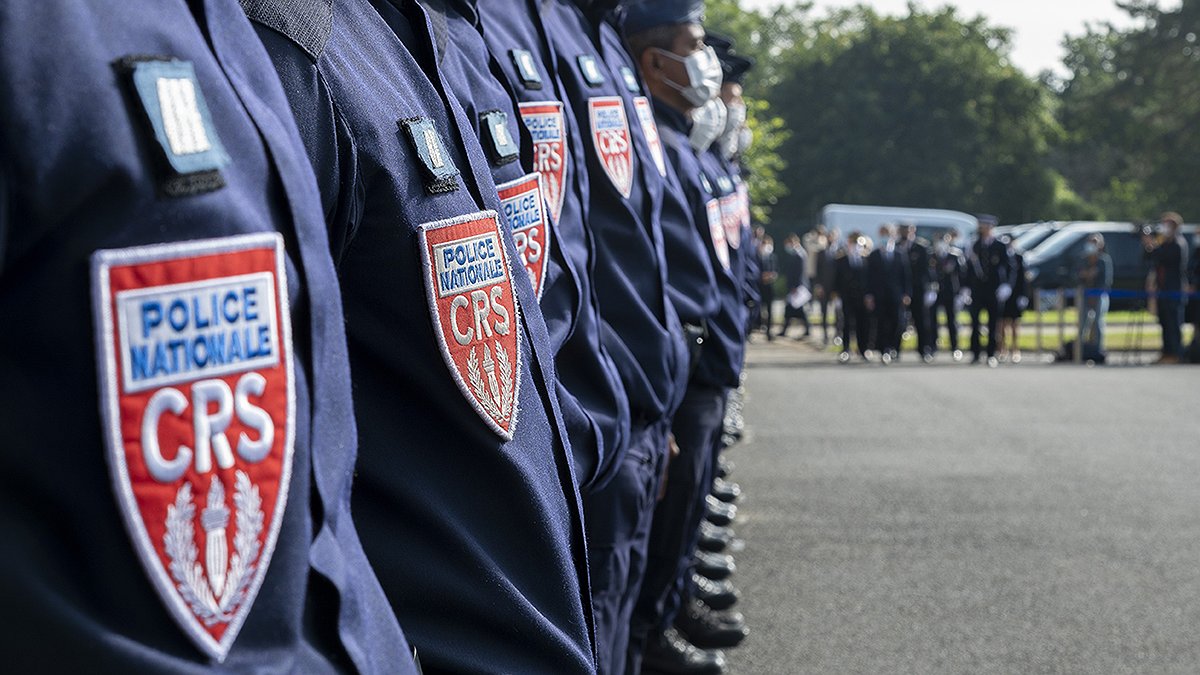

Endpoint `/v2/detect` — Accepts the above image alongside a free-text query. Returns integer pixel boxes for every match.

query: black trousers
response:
[841,299,868,355]
[1159,297,1184,357]
[873,301,902,354]
[970,294,1000,358]
[934,296,959,352]
[910,292,933,355]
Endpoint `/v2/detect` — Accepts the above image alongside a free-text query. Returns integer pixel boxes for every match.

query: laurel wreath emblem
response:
[467,340,515,422]
[164,470,263,626]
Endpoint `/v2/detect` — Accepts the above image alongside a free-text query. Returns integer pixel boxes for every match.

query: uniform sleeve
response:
[250,24,362,265]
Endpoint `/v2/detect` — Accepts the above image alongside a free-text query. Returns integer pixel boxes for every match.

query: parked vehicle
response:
[1024,222,1197,309]
[1011,222,1063,253]
[821,204,978,248]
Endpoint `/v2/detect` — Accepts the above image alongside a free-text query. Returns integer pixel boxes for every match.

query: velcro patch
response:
[518,101,569,225]
[589,97,633,199]
[498,173,551,300]
[115,56,229,197]
[479,110,520,167]
[620,66,642,94]
[91,233,295,662]
[706,198,731,271]
[633,96,667,177]
[510,49,543,90]
[399,117,460,194]
[577,54,605,87]
[419,211,523,439]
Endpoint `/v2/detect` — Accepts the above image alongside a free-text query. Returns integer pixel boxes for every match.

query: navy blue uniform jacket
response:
[247,0,594,671]
[0,0,414,671]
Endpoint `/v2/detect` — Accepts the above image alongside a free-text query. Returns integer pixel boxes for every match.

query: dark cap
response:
[705,32,754,85]
[623,0,705,35]
[977,214,999,227]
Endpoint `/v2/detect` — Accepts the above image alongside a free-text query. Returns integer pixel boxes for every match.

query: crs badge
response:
[91,233,295,662]
[633,96,667,177]
[589,97,633,199]
[519,101,568,225]
[420,211,523,439]
[498,173,551,300]
[719,193,742,250]
[706,199,732,271]
[736,179,752,230]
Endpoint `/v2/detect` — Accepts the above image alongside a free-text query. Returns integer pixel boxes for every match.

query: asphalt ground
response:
[723,339,1200,674]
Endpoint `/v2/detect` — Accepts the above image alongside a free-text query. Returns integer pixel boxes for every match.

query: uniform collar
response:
[652,96,691,133]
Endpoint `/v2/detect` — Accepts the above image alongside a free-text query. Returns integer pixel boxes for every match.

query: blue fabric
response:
[654,103,744,389]
[250,0,593,671]
[0,0,413,670]
[543,0,689,428]
[423,0,630,493]
[582,420,668,675]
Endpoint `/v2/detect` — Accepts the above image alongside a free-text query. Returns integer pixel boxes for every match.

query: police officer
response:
[866,224,911,363]
[933,230,967,360]
[245,1,595,670]
[541,0,694,672]
[967,215,1012,366]
[624,3,751,672]
[0,0,415,671]
[416,0,631,494]
[898,223,934,361]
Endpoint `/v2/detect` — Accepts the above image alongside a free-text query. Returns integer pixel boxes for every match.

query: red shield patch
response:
[498,173,552,300]
[720,193,742,250]
[589,96,634,199]
[736,179,752,230]
[633,96,667,177]
[420,211,523,439]
[706,198,731,271]
[91,234,295,662]
[519,101,569,225]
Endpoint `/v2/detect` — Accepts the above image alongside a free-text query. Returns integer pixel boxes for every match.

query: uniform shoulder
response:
[240,0,333,61]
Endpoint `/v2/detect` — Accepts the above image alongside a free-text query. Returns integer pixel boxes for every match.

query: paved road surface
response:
[725,341,1200,674]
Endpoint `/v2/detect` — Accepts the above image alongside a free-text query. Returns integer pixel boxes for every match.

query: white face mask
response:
[655,45,723,108]
[935,241,949,255]
[719,103,747,159]
[689,98,727,152]
[1083,243,1098,256]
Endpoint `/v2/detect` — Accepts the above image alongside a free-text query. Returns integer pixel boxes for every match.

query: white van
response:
[820,204,978,248]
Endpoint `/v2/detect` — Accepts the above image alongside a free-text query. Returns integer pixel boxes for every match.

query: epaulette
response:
[240,0,332,62]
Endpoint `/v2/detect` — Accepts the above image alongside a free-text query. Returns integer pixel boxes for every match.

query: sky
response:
[741,0,1182,76]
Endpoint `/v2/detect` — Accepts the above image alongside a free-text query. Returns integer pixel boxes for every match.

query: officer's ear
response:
[639,47,663,82]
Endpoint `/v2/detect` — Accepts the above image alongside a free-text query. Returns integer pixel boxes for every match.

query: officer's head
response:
[625,0,720,113]
[977,215,998,239]
[878,224,894,242]
[898,223,915,241]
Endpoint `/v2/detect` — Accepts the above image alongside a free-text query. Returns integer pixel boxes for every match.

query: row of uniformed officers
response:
[0,0,758,673]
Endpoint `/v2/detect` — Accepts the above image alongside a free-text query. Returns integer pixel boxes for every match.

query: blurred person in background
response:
[866,224,910,364]
[1144,212,1190,364]
[1077,233,1113,363]
[834,232,872,362]
[932,230,966,361]
[813,228,841,346]
[999,235,1029,363]
[757,234,779,340]
[778,234,811,339]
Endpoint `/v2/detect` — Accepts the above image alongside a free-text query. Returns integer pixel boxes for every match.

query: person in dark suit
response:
[758,235,779,339]
[813,229,841,345]
[967,216,1012,366]
[1145,212,1191,363]
[834,232,871,361]
[999,236,1029,363]
[898,223,934,362]
[778,234,811,338]
[866,224,912,364]
[932,230,967,360]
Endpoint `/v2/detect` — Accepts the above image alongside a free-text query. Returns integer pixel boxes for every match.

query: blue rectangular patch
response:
[577,54,605,87]
[510,49,543,90]
[128,59,229,177]
[479,110,519,166]
[620,66,642,94]
[399,117,460,194]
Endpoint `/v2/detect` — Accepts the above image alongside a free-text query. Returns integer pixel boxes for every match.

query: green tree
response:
[1055,0,1200,220]
[767,6,1058,228]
